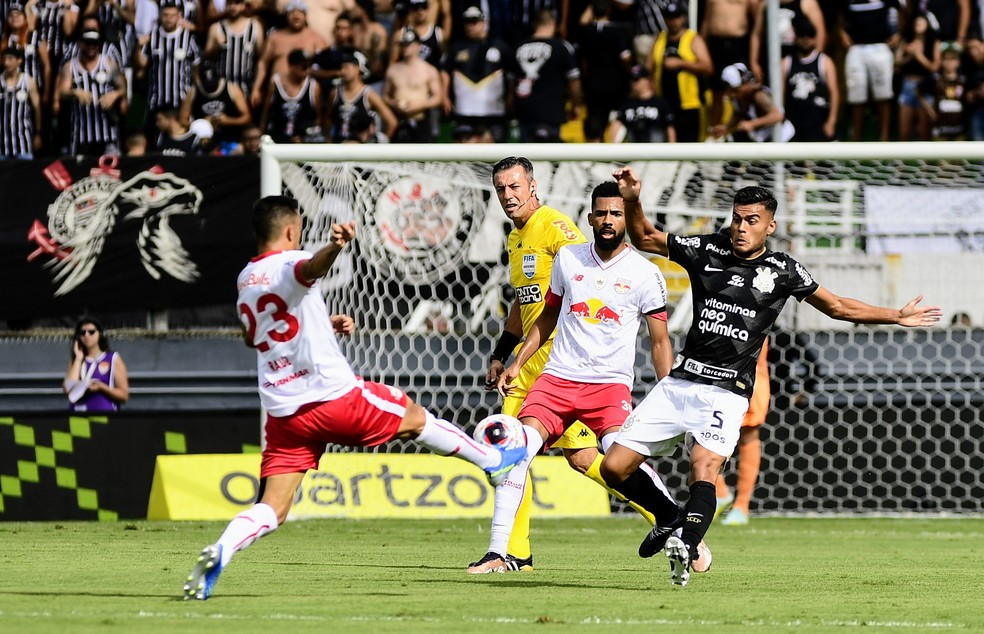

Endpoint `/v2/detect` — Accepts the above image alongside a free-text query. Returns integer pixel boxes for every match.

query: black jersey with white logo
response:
[668,232,819,397]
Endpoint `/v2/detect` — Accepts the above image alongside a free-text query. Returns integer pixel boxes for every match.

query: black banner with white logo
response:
[0,156,259,321]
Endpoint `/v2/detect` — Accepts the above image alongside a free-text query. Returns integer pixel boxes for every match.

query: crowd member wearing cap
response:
[204,0,265,97]
[441,5,511,142]
[260,47,326,143]
[575,0,633,142]
[56,27,126,155]
[783,16,838,142]
[609,64,677,143]
[511,9,581,143]
[749,0,825,84]
[648,0,712,142]
[326,48,396,141]
[711,62,793,142]
[180,59,252,152]
[0,46,42,158]
[250,0,326,109]
[390,0,442,68]
[63,15,123,70]
[384,27,441,141]
[700,0,757,130]
[135,0,199,149]
[79,0,137,73]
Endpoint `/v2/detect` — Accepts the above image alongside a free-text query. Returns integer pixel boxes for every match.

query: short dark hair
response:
[733,186,777,215]
[491,156,534,181]
[252,195,300,244]
[590,181,622,208]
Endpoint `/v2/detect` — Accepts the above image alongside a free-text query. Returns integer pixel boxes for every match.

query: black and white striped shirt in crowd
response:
[24,32,46,91]
[219,19,260,94]
[98,0,136,68]
[142,26,200,110]
[68,55,119,151]
[32,0,75,64]
[63,40,125,73]
[0,72,34,156]
[636,0,669,37]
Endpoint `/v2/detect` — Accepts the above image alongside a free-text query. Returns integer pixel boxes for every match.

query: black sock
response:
[681,480,717,557]
[610,468,682,525]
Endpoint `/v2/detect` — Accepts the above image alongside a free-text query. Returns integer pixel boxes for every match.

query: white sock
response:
[216,502,279,567]
[488,426,544,556]
[601,433,676,505]
[414,411,498,469]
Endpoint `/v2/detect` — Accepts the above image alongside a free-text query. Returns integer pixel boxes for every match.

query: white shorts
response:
[845,43,894,104]
[614,376,749,459]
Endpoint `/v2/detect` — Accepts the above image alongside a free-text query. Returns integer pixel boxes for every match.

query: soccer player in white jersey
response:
[601,167,942,587]
[470,181,690,565]
[183,195,528,600]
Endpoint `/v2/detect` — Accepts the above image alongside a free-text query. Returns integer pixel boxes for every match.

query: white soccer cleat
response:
[664,536,691,587]
[691,540,712,573]
[183,544,223,600]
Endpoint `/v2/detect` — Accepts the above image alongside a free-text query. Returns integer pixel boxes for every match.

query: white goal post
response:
[260,141,984,516]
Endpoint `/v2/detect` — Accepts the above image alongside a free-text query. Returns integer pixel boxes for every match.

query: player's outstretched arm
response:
[496,299,562,396]
[805,288,943,327]
[613,166,668,257]
[298,222,356,282]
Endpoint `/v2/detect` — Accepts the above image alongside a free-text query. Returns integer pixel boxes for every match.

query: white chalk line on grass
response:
[0,610,963,628]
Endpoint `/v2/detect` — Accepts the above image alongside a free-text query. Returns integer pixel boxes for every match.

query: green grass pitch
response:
[1,517,981,633]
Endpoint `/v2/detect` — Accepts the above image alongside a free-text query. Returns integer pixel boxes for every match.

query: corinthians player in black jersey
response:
[599,166,942,587]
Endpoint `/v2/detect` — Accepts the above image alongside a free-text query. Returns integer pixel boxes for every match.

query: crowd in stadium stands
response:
[2,0,984,159]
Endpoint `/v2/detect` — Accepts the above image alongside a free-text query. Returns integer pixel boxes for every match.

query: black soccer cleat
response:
[638,511,685,558]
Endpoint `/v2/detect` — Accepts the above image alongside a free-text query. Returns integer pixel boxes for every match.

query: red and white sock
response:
[415,411,499,469]
[216,502,278,566]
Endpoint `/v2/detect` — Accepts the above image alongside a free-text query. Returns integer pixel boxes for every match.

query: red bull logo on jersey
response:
[613,278,631,294]
[568,298,622,325]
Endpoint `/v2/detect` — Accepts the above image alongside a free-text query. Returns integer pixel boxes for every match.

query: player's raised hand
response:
[897,295,943,327]
[613,166,641,202]
[495,362,521,397]
[330,222,356,248]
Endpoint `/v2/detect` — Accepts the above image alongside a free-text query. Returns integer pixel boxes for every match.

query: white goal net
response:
[262,142,984,515]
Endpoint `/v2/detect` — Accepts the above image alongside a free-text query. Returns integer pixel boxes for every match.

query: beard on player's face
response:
[594,226,625,251]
